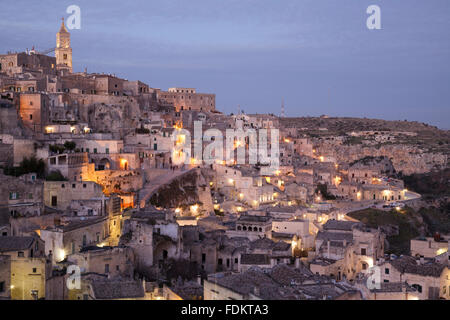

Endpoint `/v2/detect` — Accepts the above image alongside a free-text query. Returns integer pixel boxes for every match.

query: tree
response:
[64,141,76,151]
[46,170,67,181]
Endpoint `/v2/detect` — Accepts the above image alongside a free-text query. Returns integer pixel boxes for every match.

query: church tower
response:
[55,18,72,73]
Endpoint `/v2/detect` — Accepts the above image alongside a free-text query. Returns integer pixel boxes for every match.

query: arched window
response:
[242,226,247,231]
[237,226,241,231]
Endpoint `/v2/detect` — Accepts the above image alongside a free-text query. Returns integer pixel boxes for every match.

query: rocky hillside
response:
[148,168,214,215]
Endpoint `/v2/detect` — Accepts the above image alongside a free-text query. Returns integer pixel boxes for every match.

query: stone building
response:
[157,88,215,112]
[0,51,56,76]
[47,152,93,182]
[19,92,49,133]
[226,214,273,241]
[43,180,104,210]
[0,236,48,300]
[410,235,449,258]
[0,173,44,218]
[0,255,11,299]
[67,245,134,278]
[55,18,73,74]
[310,220,385,281]
[40,217,109,263]
[204,264,358,300]
[378,255,449,300]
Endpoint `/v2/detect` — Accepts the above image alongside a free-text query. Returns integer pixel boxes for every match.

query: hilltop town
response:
[0,20,448,301]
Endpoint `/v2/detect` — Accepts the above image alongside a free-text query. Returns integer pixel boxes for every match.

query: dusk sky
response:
[1,0,449,129]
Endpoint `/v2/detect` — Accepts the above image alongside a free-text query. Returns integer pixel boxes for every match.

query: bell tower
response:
[55,18,72,73]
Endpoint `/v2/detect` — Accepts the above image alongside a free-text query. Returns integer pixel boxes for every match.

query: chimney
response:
[420,256,424,265]
[327,241,330,259]
[343,239,347,247]
[197,274,202,286]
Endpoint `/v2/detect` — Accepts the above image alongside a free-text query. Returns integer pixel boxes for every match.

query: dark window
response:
[32,268,37,273]
[0,281,4,292]
[105,264,109,273]
[385,268,390,275]
[361,248,367,255]
[51,196,57,207]
[412,284,422,293]
[202,253,206,263]
[18,251,24,257]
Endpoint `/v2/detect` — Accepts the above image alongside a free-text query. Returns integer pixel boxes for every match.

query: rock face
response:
[280,116,449,175]
[317,144,447,175]
[148,168,214,215]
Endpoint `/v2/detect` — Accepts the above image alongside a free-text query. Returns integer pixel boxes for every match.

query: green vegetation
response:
[49,141,77,154]
[45,170,67,181]
[401,168,450,199]
[418,206,450,235]
[3,156,46,178]
[348,207,421,255]
[63,141,76,151]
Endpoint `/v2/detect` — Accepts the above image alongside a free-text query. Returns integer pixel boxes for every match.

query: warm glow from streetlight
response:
[120,159,128,170]
[334,176,342,185]
[190,204,199,213]
[58,249,66,262]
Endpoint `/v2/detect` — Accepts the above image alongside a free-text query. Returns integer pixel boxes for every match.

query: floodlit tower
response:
[55,17,73,73]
